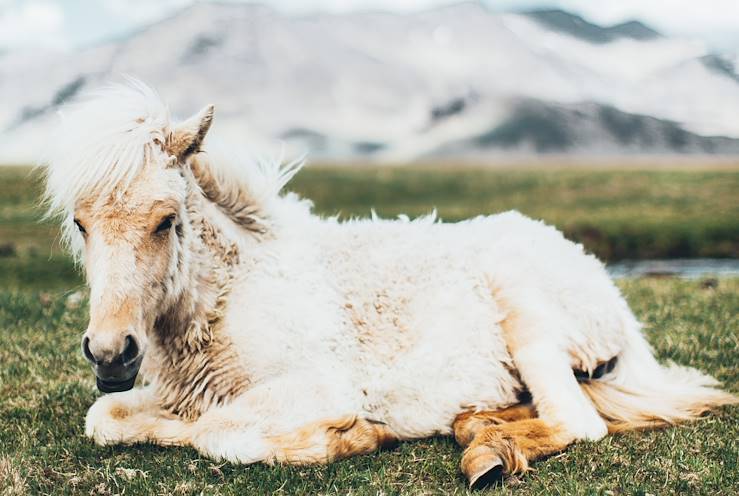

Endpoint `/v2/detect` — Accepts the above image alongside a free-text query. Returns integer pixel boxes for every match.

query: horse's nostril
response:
[82,336,97,364]
[121,334,139,364]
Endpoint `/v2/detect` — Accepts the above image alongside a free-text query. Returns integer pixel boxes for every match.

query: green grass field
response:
[0,165,737,494]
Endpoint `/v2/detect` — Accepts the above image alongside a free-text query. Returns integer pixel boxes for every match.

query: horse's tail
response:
[581,324,737,433]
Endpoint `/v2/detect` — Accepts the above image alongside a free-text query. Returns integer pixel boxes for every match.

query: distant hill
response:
[522,9,660,44]
[434,100,739,156]
[1,2,738,162]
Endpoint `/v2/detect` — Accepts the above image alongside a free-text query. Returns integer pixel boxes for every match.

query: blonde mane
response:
[43,78,304,260]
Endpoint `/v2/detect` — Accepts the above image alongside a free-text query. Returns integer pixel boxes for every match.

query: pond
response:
[607,258,739,279]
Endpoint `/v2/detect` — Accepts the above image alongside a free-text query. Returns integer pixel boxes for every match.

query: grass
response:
[291,165,738,261]
[0,164,737,494]
[0,167,77,291]
[0,279,736,495]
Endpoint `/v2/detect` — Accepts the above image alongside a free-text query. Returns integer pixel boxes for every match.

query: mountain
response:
[521,9,660,44]
[1,1,738,163]
[435,100,739,156]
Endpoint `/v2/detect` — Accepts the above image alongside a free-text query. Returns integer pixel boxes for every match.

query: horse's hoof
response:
[462,446,505,490]
[468,459,504,490]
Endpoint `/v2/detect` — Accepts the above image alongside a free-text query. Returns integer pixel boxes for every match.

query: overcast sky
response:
[2,0,738,52]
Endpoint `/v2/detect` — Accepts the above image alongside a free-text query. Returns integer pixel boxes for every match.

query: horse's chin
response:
[96,373,138,393]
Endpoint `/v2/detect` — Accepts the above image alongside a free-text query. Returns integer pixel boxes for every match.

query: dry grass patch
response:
[0,456,27,496]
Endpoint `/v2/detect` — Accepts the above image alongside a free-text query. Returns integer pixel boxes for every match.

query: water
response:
[607,258,739,279]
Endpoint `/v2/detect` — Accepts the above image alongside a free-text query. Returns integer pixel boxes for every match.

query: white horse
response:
[45,81,735,488]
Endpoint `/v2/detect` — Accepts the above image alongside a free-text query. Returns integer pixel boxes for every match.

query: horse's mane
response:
[43,78,303,258]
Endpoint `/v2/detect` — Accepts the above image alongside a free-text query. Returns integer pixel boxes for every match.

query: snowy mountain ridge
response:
[1,2,738,162]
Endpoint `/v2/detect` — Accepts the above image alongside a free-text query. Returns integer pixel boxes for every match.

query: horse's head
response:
[46,82,215,392]
[77,106,215,393]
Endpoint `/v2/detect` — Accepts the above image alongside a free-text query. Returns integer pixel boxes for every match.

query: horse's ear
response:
[169,104,214,161]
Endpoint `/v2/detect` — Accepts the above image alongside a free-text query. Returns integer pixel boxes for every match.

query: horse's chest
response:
[153,335,250,421]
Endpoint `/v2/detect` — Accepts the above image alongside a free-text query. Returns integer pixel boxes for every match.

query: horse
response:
[44,80,735,488]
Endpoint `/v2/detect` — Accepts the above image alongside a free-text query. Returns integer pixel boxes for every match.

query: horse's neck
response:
[149,188,251,419]
[164,186,241,348]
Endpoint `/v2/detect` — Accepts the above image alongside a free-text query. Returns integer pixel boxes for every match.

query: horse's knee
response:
[85,388,191,447]
[85,393,139,445]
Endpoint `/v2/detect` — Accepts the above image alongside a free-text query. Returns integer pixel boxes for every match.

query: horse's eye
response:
[155,216,175,234]
[74,219,86,235]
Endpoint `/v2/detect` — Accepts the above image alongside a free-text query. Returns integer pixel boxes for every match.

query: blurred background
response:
[3,0,739,161]
[0,0,738,288]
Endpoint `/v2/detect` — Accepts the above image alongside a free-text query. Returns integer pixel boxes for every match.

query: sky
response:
[1,0,738,52]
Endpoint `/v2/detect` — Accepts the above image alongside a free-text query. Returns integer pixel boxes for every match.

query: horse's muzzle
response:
[82,334,143,393]
[91,354,143,393]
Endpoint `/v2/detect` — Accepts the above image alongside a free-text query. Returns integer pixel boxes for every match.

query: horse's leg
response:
[452,402,575,487]
[148,410,398,465]
[86,388,273,461]
[459,418,575,488]
[85,386,195,447]
[452,403,537,448]
[87,375,397,465]
[498,298,609,442]
[264,415,398,464]
[514,345,607,440]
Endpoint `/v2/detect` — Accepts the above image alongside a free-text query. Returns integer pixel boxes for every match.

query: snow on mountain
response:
[1,2,737,163]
